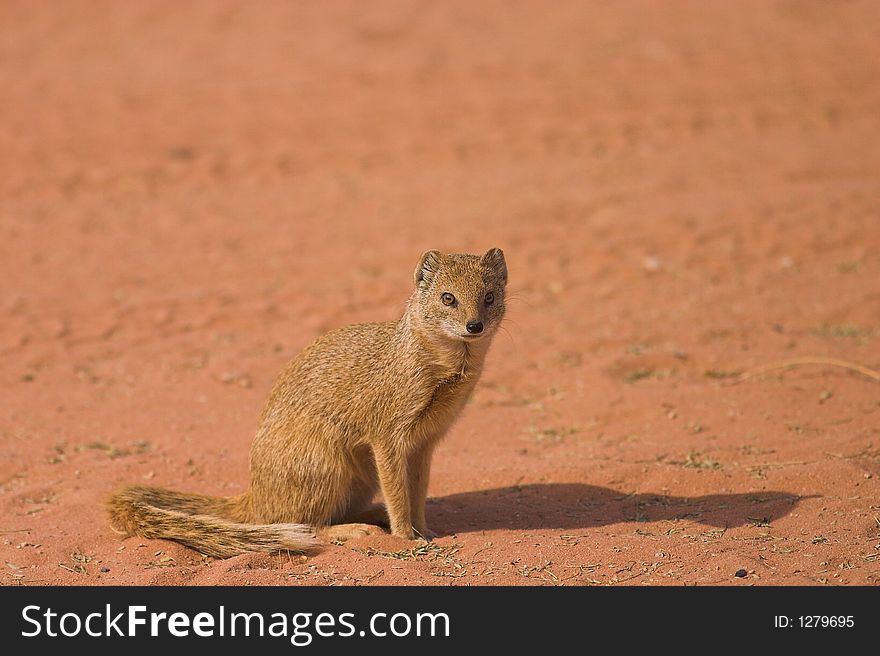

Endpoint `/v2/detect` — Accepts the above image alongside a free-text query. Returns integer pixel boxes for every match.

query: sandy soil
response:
[1,0,879,586]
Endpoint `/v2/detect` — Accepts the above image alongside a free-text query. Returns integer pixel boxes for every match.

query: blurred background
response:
[1,1,879,585]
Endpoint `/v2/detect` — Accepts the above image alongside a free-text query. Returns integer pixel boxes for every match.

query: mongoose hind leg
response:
[317,523,384,544]
[343,502,390,528]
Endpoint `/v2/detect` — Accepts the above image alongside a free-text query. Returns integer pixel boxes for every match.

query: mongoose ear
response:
[414,250,443,287]
[481,247,507,284]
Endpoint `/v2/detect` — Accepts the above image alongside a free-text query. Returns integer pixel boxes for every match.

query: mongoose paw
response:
[391,525,437,541]
[414,527,437,541]
[318,523,385,545]
[390,526,417,540]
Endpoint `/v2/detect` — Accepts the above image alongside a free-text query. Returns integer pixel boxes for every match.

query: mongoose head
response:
[411,248,508,342]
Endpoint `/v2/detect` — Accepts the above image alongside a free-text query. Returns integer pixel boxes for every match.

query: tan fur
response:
[107,248,508,557]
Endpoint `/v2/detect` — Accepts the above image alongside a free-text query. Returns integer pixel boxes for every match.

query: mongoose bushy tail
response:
[107,486,318,558]
[106,248,508,557]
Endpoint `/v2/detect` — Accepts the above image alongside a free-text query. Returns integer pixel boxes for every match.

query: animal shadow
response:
[427,483,805,534]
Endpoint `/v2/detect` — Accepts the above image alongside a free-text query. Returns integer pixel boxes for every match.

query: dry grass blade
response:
[59,563,87,575]
[353,543,461,561]
[738,357,880,383]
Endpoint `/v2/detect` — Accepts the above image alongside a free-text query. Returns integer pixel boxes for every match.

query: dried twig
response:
[737,357,880,383]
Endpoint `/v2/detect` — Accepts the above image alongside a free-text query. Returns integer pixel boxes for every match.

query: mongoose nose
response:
[466,320,484,334]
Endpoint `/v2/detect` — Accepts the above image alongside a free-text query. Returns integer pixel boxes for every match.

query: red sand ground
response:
[1,1,879,586]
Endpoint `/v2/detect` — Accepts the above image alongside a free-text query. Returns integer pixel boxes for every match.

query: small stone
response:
[221,371,251,387]
[734,569,747,578]
[100,567,110,573]
[643,256,661,272]
[153,308,173,325]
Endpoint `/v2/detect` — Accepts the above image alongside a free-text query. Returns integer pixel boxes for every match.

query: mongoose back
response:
[107,248,508,557]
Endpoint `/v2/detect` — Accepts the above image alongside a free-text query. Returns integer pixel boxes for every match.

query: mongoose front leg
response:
[373,441,415,539]
[408,444,435,540]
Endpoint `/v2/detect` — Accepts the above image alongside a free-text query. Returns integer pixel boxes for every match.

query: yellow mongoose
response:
[107,248,508,557]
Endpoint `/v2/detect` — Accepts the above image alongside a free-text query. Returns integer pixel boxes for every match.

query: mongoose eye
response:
[484,292,495,305]
[441,292,456,306]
